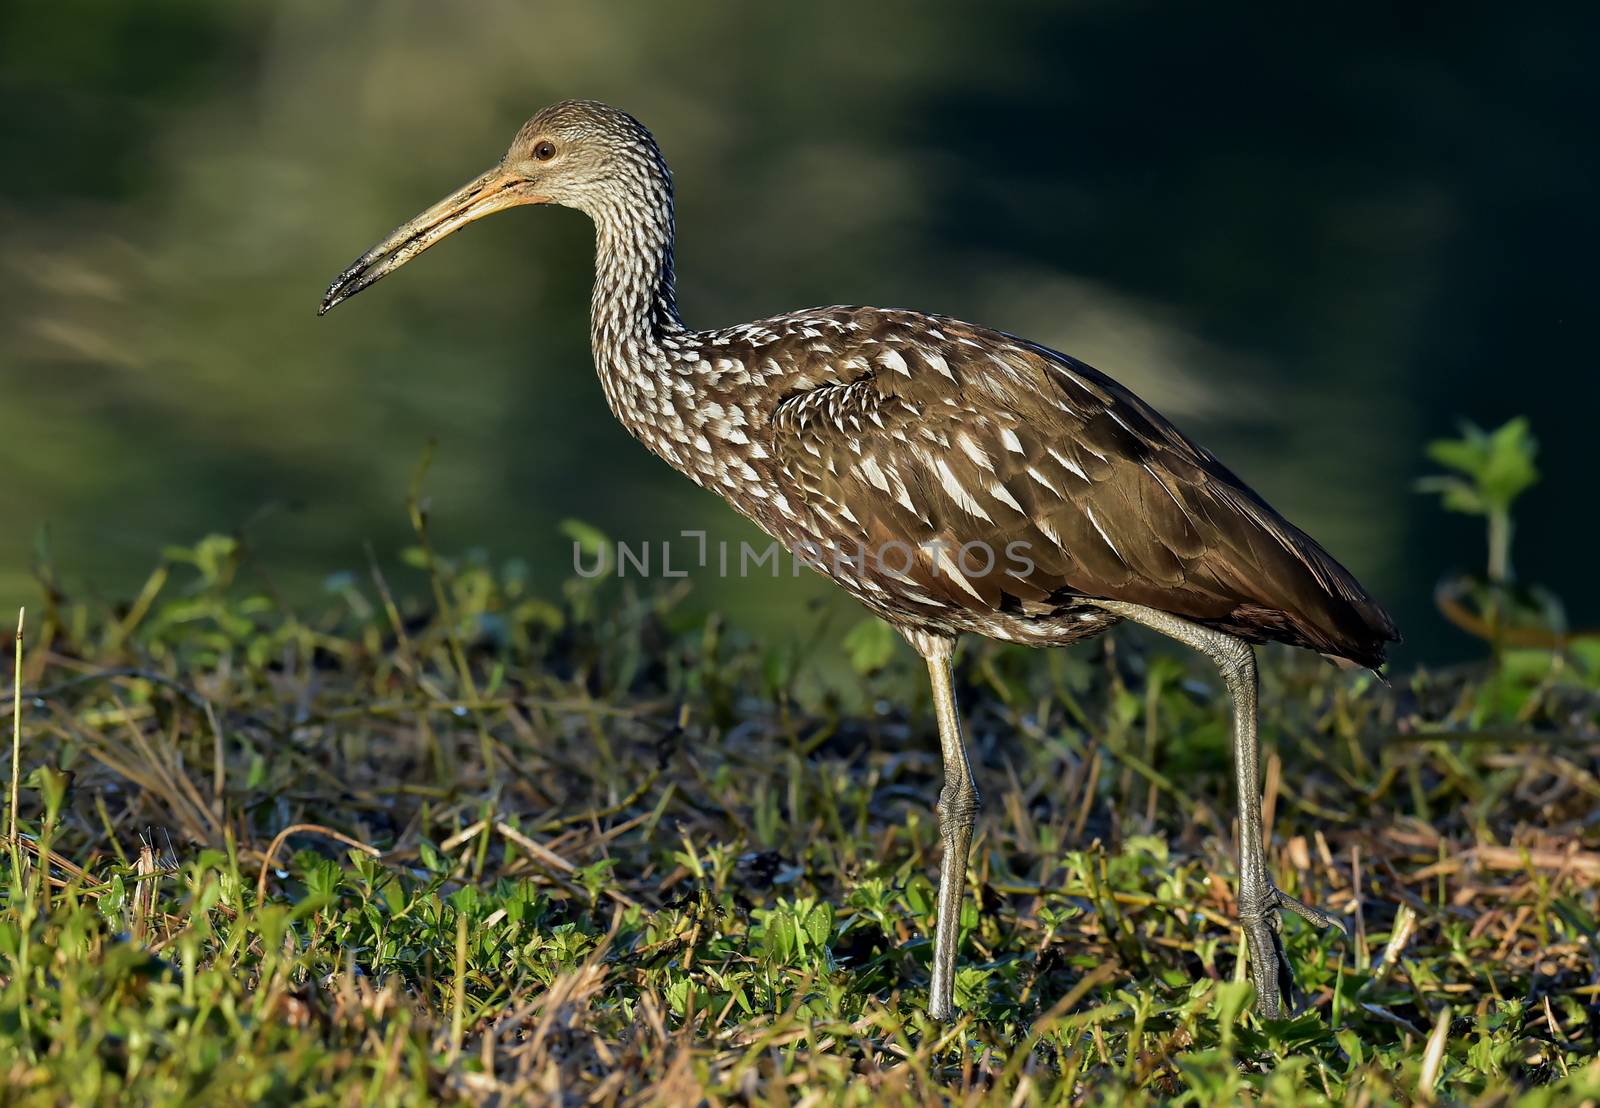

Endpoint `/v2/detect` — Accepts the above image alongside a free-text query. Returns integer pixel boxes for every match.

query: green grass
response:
[2,533,1598,1105]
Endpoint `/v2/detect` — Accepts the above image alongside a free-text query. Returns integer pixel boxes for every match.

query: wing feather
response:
[747,308,1397,665]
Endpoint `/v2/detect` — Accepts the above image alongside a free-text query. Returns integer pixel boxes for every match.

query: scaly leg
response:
[913,633,980,1021]
[1090,600,1344,1017]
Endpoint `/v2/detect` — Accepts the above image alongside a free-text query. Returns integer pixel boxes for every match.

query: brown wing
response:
[761,310,1399,667]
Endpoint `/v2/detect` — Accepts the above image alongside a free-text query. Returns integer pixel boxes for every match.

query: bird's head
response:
[320,99,667,315]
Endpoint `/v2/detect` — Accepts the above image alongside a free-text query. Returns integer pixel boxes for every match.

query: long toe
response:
[1245,884,1347,1018]
[1241,916,1289,1019]
[1273,886,1347,935]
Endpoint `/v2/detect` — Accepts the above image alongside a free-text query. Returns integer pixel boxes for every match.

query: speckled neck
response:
[587,161,688,412]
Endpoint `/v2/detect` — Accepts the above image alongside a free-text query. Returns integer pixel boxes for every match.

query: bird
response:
[321,99,1398,1022]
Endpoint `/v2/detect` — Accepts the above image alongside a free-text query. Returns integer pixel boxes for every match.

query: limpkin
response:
[321,100,1398,1020]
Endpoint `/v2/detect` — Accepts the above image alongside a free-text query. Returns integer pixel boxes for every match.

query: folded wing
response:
[763,312,1398,667]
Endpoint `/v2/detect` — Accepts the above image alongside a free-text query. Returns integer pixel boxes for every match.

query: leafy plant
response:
[1418,416,1539,585]
[1416,417,1577,671]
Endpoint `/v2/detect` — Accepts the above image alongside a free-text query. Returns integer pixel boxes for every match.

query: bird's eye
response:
[533,140,557,161]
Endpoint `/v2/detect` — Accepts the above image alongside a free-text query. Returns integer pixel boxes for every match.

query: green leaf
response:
[904,875,934,918]
[558,519,612,559]
[1478,416,1539,510]
[1414,475,1486,517]
[802,899,833,951]
[1421,417,1538,515]
[842,618,897,675]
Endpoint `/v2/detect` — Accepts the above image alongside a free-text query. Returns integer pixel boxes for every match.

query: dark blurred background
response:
[2,1,1595,666]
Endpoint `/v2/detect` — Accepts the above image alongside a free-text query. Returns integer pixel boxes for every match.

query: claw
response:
[1241,884,1346,1019]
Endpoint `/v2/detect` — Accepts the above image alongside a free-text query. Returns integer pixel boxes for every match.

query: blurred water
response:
[2,1,1595,664]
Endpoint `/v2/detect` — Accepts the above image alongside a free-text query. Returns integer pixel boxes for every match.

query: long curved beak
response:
[320,165,545,315]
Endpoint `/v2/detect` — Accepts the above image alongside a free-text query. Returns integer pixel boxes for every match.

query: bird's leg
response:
[1089,600,1344,1018]
[919,636,980,1021]
[1202,630,1344,1017]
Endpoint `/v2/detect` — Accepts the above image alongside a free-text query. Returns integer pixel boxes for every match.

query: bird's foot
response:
[1239,883,1346,1019]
